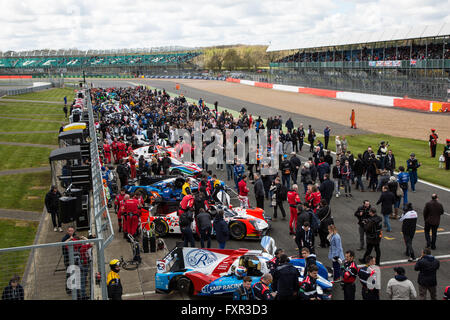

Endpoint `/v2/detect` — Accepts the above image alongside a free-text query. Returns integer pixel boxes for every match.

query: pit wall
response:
[226,78,450,112]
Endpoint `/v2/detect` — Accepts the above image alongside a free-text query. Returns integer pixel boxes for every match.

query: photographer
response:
[354,200,371,251]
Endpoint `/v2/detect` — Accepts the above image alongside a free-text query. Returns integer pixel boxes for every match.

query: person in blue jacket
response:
[397,166,410,209]
[406,153,421,192]
[234,161,245,190]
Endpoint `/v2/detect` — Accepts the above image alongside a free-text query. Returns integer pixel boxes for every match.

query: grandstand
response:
[267,23,450,101]
[0,48,202,78]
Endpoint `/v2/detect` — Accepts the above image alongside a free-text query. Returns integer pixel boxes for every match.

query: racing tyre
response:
[153,219,169,237]
[176,276,192,295]
[229,221,246,240]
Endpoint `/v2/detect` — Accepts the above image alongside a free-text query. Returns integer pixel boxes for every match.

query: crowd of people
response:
[84,84,450,301]
[277,42,450,63]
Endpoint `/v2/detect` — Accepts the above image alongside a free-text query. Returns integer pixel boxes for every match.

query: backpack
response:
[310,212,320,232]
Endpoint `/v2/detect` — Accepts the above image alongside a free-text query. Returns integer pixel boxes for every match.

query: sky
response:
[0,0,449,52]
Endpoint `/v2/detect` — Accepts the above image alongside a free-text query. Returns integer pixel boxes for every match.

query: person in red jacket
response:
[127,142,133,157]
[103,141,112,164]
[114,188,127,232]
[287,184,302,235]
[111,138,119,164]
[305,184,321,213]
[238,175,250,208]
[123,193,141,239]
[117,139,127,162]
[129,155,137,180]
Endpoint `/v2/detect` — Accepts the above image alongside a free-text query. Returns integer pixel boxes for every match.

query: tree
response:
[223,48,241,71]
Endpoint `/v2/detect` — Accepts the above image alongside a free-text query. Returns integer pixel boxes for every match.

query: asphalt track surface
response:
[92,79,450,300]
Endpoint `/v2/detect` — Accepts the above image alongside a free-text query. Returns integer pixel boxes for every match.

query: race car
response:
[132,145,202,177]
[155,236,333,298]
[124,176,199,203]
[148,192,271,241]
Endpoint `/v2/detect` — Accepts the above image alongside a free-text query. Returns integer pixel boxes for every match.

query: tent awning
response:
[58,129,84,141]
[49,146,82,162]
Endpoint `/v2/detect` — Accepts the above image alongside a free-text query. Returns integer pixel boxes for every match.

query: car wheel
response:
[154,219,169,237]
[176,276,192,295]
[229,221,246,240]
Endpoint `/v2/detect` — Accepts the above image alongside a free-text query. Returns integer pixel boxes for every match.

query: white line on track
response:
[122,290,156,298]
[357,254,450,268]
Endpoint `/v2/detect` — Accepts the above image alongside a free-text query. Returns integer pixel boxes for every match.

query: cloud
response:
[0,0,448,52]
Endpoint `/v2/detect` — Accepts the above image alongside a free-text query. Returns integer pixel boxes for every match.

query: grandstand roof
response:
[267,22,450,52]
[0,46,201,58]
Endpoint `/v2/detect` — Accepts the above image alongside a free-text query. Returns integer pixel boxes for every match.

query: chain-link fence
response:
[0,84,114,300]
[0,239,102,300]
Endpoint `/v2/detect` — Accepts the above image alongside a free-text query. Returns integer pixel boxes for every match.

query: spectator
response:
[317,200,333,248]
[179,209,195,248]
[406,153,421,192]
[332,159,342,198]
[327,224,344,282]
[353,153,365,192]
[376,185,395,232]
[414,248,440,300]
[238,174,250,208]
[423,193,444,250]
[233,275,254,301]
[340,159,352,197]
[319,173,334,205]
[213,209,229,249]
[270,176,287,220]
[397,166,410,208]
[253,173,265,210]
[295,222,315,255]
[2,275,24,300]
[399,203,418,262]
[272,254,300,300]
[386,267,417,300]
[289,152,301,185]
[45,185,62,232]
[360,208,382,265]
[196,208,212,248]
[354,200,371,251]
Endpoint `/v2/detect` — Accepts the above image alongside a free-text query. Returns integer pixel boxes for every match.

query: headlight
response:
[250,219,268,231]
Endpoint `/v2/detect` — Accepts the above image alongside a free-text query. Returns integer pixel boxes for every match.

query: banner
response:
[369,60,401,67]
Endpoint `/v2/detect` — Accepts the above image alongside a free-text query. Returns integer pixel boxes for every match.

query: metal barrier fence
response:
[0,84,114,300]
[235,70,449,101]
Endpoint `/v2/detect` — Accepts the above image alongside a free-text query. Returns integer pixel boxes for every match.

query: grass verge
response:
[0,145,53,171]
[5,87,76,102]
[0,219,39,289]
[0,118,61,132]
[0,101,64,115]
[0,171,51,212]
[339,134,449,188]
[0,132,59,145]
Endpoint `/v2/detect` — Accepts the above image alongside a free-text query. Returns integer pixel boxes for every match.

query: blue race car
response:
[155,236,333,298]
[125,176,199,203]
